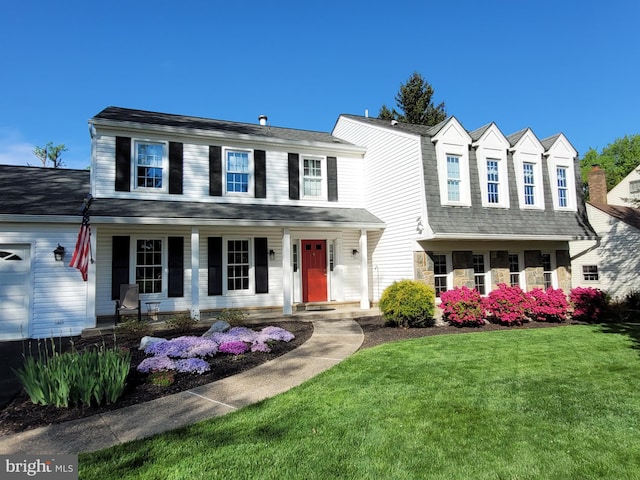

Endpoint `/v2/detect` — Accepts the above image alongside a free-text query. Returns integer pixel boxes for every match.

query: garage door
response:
[0,245,30,340]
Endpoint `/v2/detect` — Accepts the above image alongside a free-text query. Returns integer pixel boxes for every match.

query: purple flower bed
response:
[137,324,295,375]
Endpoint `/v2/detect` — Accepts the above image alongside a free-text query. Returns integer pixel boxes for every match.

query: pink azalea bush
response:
[527,287,569,322]
[484,284,533,325]
[439,286,485,327]
[570,286,608,323]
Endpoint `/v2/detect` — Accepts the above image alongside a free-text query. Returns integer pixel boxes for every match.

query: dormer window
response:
[487,159,500,204]
[134,140,167,191]
[432,118,472,206]
[556,167,568,207]
[523,162,536,206]
[446,155,461,201]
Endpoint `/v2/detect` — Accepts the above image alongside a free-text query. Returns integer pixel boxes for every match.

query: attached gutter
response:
[90,216,386,230]
[0,214,83,224]
[91,119,367,157]
[424,232,598,242]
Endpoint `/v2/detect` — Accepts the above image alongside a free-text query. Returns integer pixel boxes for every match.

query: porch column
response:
[282,228,293,315]
[359,229,370,309]
[191,227,200,321]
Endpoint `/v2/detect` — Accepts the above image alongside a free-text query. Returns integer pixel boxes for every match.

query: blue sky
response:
[1,0,638,170]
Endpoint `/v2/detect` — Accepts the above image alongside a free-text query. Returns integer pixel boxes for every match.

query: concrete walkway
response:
[0,318,364,454]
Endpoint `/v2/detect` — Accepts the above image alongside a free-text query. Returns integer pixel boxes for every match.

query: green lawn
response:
[80,325,640,479]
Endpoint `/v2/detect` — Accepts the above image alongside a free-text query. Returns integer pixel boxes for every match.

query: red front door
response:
[301,240,327,302]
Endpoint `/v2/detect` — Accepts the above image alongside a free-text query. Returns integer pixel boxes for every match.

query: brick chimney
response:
[588,165,607,204]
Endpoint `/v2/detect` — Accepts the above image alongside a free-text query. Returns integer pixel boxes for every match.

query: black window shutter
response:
[288,153,299,200]
[111,236,130,300]
[254,237,269,294]
[115,137,131,192]
[168,236,184,297]
[209,146,222,196]
[208,237,223,295]
[169,142,183,195]
[327,156,338,202]
[255,149,266,198]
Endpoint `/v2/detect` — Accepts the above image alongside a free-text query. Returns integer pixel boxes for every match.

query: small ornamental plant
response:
[137,325,295,381]
[149,370,175,387]
[484,284,533,326]
[528,287,569,323]
[439,286,485,327]
[570,287,608,323]
[379,279,436,328]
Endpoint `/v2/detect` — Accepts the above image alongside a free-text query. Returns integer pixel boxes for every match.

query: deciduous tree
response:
[33,142,67,168]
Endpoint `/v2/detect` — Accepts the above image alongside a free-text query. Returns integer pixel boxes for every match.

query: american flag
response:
[69,209,92,281]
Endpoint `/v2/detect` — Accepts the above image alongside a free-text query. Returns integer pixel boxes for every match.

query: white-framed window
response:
[133,140,168,191]
[302,156,325,199]
[582,265,599,281]
[556,167,568,207]
[509,253,521,288]
[473,254,488,294]
[446,155,461,202]
[630,180,640,195]
[135,239,163,294]
[542,253,554,290]
[225,238,252,293]
[225,149,253,195]
[523,162,536,206]
[433,253,449,298]
[487,159,500,204]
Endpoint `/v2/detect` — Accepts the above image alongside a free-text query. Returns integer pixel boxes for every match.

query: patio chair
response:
[115,284,142,324]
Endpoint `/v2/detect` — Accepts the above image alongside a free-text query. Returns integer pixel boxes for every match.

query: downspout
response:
[570,237,601,261]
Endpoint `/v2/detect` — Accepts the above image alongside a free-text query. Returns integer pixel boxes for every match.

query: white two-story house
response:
[0,107,597,340]
[332,115,596,301]
[0,107,384,340]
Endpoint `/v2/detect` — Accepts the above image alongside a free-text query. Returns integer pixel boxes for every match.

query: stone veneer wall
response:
[452,251,474,289]
[414,251,435,290]
[555,249,571,292]
[524,250,545,290]
[490,250,510,289]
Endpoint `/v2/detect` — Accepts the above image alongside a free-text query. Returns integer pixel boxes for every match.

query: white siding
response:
[334,117,424,300]
[570,205,640,299]
[0,224,90,339]
[92,130,364,208]
[608,167,640,207]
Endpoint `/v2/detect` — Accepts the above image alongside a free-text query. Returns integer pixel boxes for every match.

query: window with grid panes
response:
[227,239,250,291]
[473,254,486,294]
[136,239,162,293]
[433,254,448,297]
[509,254,520,287]
[542,253,553,289]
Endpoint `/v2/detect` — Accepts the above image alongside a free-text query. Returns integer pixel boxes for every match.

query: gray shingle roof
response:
[337,115,595,240]
[0,165,383,228]
[93,107,354,146]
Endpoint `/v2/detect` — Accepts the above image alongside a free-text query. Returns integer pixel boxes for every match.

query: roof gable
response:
[541,133,577,157]
[471,123,509,149]
[430,117,472,145]
[508,128,544,153]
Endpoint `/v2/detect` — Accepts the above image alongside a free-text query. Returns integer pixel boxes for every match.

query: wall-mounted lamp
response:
[53,244,66,261]
[269,249,275,260]
[352,249,359,258]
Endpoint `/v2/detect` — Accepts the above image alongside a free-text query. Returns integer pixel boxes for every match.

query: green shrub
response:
[164,313,197,333]
[379,280,435,328]
[217,308,248,324]
[13,340,131,408]
[116,318,152,336]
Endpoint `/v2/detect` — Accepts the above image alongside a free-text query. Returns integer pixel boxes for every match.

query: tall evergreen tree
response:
[379,72,447,126]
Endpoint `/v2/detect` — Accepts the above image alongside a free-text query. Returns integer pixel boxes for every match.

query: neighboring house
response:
[569,165,640,299]
[0,107,384,340]
[332,115,595,301]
